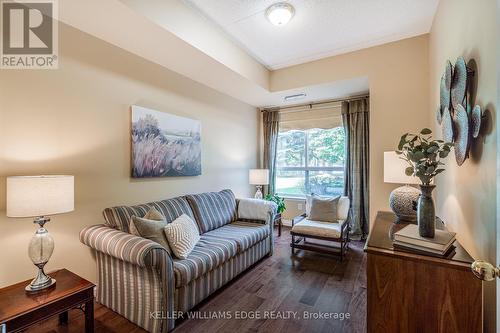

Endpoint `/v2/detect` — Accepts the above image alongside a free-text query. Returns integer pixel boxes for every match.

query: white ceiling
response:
[184,0,439,70]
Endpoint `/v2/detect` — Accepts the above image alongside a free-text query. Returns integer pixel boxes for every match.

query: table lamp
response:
[384,152,420,222]
[249,169,269,199]
[7,175,74,292]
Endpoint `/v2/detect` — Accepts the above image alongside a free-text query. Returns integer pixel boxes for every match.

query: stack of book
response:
[393,224,456,257]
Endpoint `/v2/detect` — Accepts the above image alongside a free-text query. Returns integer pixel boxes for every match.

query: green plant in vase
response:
[396,128,453,237]
[264,194,286,214]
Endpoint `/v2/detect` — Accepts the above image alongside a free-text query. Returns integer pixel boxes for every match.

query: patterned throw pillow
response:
[164,214,200,259]
[308,195,340,223]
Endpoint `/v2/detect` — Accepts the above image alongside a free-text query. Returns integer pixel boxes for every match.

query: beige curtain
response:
[263,110,280,195]
[342,98,369,239]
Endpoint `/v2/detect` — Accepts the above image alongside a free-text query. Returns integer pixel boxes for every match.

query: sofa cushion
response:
[164,214,200,259]
[103,196,194,233]
[131,215,171,253]
[202,221,270,252]
[186,189,237,233]
[129,207,165,236]
[173,235,238,287]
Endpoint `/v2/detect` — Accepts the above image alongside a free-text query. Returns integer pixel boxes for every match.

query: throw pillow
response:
[308,195,340,222]
[305,193,317,217]
[164,214,200,259]
[129,207,165,236]
[131,216,172,254]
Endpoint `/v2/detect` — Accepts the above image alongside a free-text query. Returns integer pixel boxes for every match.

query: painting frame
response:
[131,105,201,178]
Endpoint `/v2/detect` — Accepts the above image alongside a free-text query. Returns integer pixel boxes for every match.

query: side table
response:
[274,213,282,236]
[0,269,95,333]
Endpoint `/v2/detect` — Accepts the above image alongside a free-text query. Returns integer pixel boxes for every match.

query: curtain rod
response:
[259,94,369,113]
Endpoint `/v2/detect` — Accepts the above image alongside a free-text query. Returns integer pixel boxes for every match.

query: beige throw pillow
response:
[164,214,200,259]
[129,207,165,236]
[308,195,340,222]
[131,216,172,253]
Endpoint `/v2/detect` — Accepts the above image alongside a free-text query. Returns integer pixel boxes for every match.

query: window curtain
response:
[263,109,280,195]
[342,98,369,239]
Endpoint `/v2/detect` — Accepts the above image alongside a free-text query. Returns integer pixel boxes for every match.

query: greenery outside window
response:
[276,127,345,198]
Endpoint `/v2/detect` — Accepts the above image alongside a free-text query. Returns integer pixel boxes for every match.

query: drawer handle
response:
[471,260,499,281]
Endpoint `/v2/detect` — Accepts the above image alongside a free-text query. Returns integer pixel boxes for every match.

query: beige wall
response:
[271,35,430,226]
[0,24,259,287]
[429,0,498,331]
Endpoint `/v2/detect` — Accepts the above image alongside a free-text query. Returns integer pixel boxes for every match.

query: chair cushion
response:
[173,235,238,287]
[103,196,194,233]
[308,195,340,222]
[186,189,237,233]
[291,219,346,239]
[202,221,270,252]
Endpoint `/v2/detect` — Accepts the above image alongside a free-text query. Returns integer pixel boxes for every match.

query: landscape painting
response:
[131,105,201,177]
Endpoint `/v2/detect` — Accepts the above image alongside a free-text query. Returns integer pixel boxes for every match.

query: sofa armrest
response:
[79,224,171,267]
[237,198,277,224]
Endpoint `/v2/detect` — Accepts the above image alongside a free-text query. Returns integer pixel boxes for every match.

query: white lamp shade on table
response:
[249,169,269,185]
[383,151,419,185]
[6,175,74,292]
[7,175,74,218]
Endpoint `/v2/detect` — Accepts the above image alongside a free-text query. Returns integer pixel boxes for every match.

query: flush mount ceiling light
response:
[266,2,295,26]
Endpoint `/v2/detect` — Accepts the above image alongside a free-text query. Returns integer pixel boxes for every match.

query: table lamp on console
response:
[384,152,420,222]
[249,169,269,199]
[6,175,74,292]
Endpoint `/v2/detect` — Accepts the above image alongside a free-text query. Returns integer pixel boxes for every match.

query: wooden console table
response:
[365,211,482,333]
[0,269,95,333]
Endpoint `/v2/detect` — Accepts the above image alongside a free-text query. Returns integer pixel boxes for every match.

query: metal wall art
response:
[436,56,482,166]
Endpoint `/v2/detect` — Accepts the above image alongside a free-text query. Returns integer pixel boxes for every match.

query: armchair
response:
[290,196,351,261]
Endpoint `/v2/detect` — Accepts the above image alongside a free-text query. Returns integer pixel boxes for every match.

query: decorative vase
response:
[417,184,436,238]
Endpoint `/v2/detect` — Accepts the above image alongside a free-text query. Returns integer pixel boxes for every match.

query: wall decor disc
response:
[444,60,452,90]
[451,57,467,109]
[440,75,450,110]
[436,105,443,125]
[441,107,454,143]
[471,105,482,138]
[453,104,469,166]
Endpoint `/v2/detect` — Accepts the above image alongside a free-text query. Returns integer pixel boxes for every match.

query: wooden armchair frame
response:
[290,213,351,261]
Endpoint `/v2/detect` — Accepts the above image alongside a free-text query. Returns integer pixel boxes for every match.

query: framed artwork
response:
[131,105,201,177]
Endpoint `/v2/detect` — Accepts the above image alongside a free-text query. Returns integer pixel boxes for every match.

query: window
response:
[276,126,345,198]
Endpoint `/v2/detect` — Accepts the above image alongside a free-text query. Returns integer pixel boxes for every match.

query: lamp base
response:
[254,185,263,199]
[25,265,56,292]
[389,185,420,223]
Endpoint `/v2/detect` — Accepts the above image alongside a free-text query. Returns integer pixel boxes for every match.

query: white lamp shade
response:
[7,175,74,217]
[249,169,269,185]
[384,152,419,185]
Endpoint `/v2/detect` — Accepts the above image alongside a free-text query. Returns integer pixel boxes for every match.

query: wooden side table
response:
[274,213,282,236]
[0,269,95,333]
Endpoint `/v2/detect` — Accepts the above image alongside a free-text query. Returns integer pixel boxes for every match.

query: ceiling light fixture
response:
[266,2,295,26]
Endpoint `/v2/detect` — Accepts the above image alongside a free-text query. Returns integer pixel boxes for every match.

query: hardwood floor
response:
[27,227,367,333]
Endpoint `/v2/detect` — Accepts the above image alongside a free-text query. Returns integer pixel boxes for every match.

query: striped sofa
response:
[80,189,277,333]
